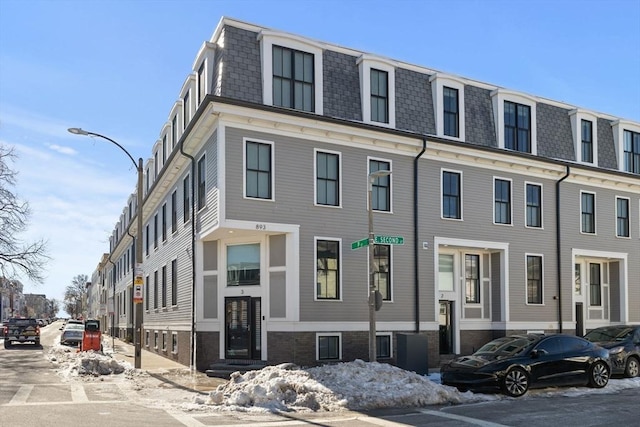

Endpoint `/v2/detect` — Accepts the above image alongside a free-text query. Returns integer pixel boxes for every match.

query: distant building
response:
[90,17,640,371]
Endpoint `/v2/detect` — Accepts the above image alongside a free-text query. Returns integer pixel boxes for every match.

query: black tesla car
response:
[584,325,640,378]
[440,334,611,397]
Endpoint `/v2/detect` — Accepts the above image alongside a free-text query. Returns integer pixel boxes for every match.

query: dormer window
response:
[197,61,206,105]
[611,120,640,175]
[183,91,190,130]
[430,73,465,141]
[258,31,323,114]
[491,90,537,155]
[358,54,396,128]
[569,109,598,165]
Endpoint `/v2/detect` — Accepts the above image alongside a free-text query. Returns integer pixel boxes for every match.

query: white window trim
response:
[197,152,207,211]
[525,253,544,306]
[243,138,275,201]
[314,148,343,208]
[615,196,631,239]
[430,73,466,141]
[569,109,599,166]
[463,252,483,306]
[580,190,597,235]
[493,176,513,226]
[181,85,193,131]
[441,168,463,221]
[154,331,159,350]
[367,243,394,303]
[612,120,640,173]
[192,41,215,106]
[258,30,324,114]
[491,89,537,155]
[357,54,396,128]
[171,332,178,354]
[316,332,342,361]
[314,236,343,302]
[376,331,393,359]
[367,156,393,213]
[162,332,167,351]
[524,181,544,229]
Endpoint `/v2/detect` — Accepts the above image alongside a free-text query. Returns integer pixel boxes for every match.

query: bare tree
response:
[64,274,88,318]
[0,144,49,282]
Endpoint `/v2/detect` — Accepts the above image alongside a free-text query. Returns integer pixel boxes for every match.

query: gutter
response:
[179,140,197,371]
[414,138,427,333]
[556,165,570,333]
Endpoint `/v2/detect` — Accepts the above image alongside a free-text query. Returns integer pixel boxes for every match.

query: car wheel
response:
[624,357,639,378]
[502,367,529,397]
[588,361,610,388]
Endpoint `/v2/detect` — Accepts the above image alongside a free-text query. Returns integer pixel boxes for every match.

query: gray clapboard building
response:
[95,17,640,370]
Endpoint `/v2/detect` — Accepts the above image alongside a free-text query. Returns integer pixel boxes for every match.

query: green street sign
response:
[351,238,369,250]
[375,235,404,245]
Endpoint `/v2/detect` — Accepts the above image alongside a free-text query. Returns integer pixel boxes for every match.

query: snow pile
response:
[47,345,132,378]
[206,359,496,412]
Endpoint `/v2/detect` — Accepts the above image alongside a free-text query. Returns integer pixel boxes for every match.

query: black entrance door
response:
[225,297,261,359]
[439,301,454,354]
[575,303,584,336]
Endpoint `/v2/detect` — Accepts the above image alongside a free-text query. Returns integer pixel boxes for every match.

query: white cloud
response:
[47,143,78,155]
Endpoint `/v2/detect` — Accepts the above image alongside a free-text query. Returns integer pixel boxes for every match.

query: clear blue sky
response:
[1,0,639,315]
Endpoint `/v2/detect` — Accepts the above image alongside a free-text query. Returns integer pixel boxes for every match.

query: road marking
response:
[418,409,510,427]
[8,385,33,405]
[71,383,89,402]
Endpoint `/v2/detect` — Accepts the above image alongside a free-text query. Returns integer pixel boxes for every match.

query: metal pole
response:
[368,175,377,363]
[134,158,143,369]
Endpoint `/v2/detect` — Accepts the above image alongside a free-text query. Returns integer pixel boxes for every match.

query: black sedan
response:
[440,334,611,397]
[584,325,640,378]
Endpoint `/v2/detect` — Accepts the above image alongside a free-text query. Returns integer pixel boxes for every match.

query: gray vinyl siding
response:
[224,126,416,323]
[196,130,219,229]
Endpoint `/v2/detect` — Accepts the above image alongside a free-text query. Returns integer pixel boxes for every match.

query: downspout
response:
[179,142,197,371]
[556,165,570,333]
[414,138,427,333]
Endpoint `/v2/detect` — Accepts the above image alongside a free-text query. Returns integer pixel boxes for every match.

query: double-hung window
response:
[171,116,178,149]
[374,245,391,301]
[272,45,314,112]
[161,265,167,308]
[153,214,158,249]
[183,91,190,130]
[316,151,340,206]
[153,270,158,309]
[494,178,512,225]
[442,170,462,219]
[197,61,206,106]
[616,197,630,238]
[171,259,177,306]
[525,183,542,228]
[581,192,596,234]
[581,120,593,163]
[245,140,273,199]
[171,190,177,233]
[589,263,601,306]
[316,239,340,300]
[465,254,480,303]
[527,255,543,304]
[623,130,640,174]
[197,155,206,210]
[370,159,391,211]
[504,101,531,152]
[443,86,459,137]
[183,175,190,223]
[370,69,388,123]
[161,203,167,242]
[145,224,150,256]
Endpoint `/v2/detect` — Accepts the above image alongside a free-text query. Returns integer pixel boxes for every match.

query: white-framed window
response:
[316,333,341,361]
[464,253,481,304]
[588,262,602,307]
[493,177,512,225]
[145,331,150,347]
[357,54,396,128]
[197,153,206,210]
[438,253,455,292]
[162,332,167,352]
[526,254,543,305]
[441,169,463,220]
[372,244,392,301]
[569,109,598,165]
[525,182,543,229]
[615,196,630,238]
[172,332,178,354]
[369,157,392,212]
[154,331,159,349]
[314,149,342,207]
[227,243,260,286]
[430,73,466,141]
[193,41,214,107]
[258,31,324,114]
[491,89,537,155]
[580,191,596,234]
[376,332,393,359]
[315,237,342,301]
[612,120,640,175]
[183,90,191,130]
[244,138,274,200]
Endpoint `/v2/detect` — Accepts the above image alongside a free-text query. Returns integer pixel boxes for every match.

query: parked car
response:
[60,323,85,346]
[440,334,611,397]
[583,325,640,378]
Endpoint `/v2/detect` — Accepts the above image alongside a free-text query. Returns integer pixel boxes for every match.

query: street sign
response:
[375,235,404,245]
[351,238,369,250]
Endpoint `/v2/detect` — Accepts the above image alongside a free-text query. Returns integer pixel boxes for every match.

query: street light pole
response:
[68,127,144,369]
[368,169,391,363]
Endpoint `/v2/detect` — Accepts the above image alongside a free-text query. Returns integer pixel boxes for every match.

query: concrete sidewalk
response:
[107,336,226,393]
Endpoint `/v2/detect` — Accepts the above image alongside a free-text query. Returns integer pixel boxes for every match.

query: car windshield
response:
[474,336,536,357]
[584,327,633,342]
[64,324,85,331]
